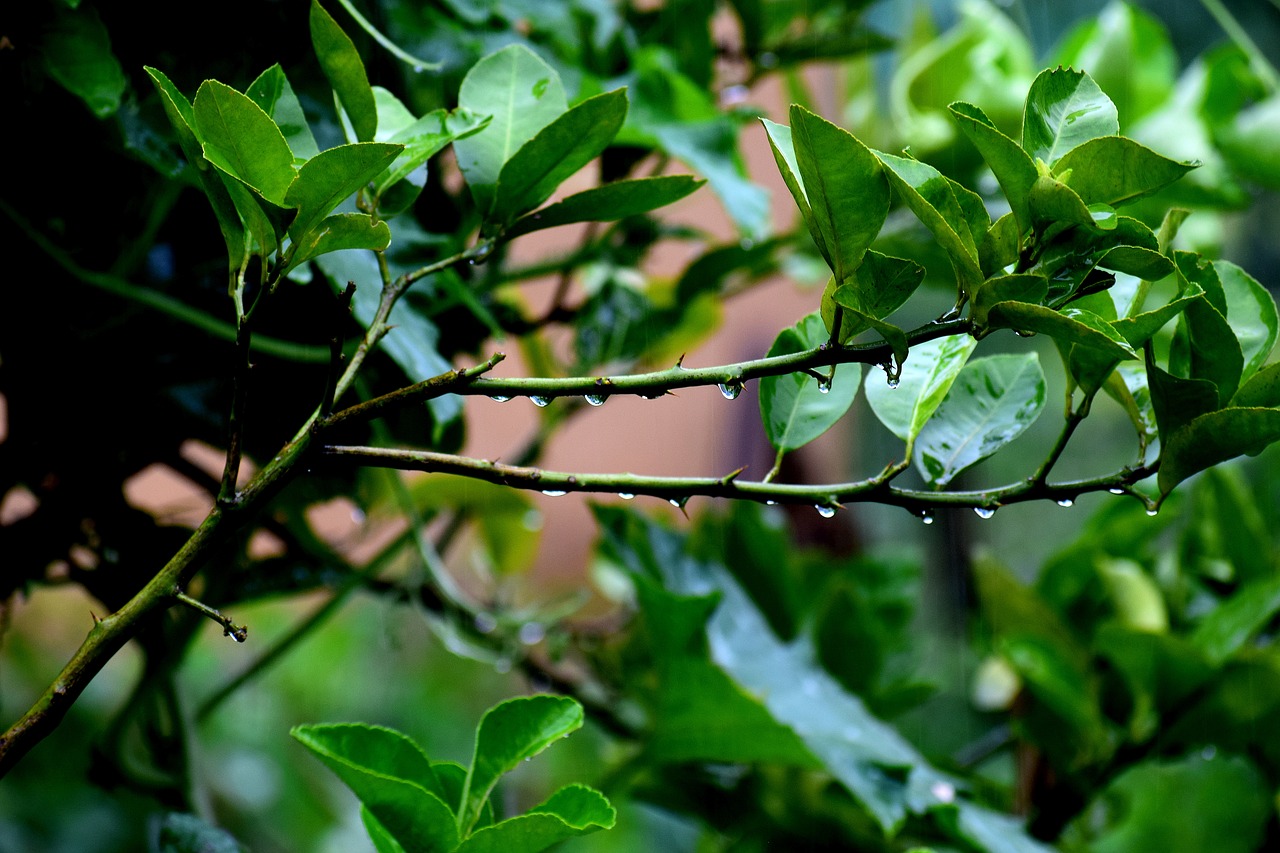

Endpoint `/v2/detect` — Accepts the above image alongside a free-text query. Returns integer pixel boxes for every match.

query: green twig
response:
[1200,0,1280,92]
[336,0,441,70]
[173,591,247,644]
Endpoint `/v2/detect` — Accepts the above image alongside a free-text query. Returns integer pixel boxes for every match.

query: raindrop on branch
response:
[718,382,743,400]
[541,490,567,497]
[584,394,607,407]
[669,496,689,509]
[617,492,636,500]
[974,506,996,519]
[816,376,832,394]
[921,511,935,525]
[1109,487,1125,495]
[815,504,837,518]
[530,395,551,407]
[489,395,512,403]
[1057,498,1074,507]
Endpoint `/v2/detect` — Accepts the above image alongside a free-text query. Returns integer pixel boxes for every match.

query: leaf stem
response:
[173,590,248,643]
[1200,0,1280,93]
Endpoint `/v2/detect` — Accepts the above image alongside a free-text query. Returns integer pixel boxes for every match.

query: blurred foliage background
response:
[3,0,1280,850]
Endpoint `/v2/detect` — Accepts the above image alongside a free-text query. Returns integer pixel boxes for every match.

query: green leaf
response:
[1158,408,1280,498]
[1104,363,1158,451]
[865,335,978,452]
[310,0,378,142]
[789,105,890,283]
[981,212,1022,276]
[971,274,1049,328]
[376,106,490,198]
[503,175,703,241]
[287,213,391,269]
[360,807,404,853]
[950,102,1038,234]
[214,167,295,258]
[763,118,824,257]
[823,251,926,343]
[1190,574,1280,667]
[655,119,770,240]
[454,785,616,853]
[1096,245,1174,280]
[914,353,1047,487]
[1146,353,1219,443]
[284,142,400,245]
[154,813,245,853]
[246,64,321,161]
[461,696,583,832]
[291,723,459,852]
[454,45,567,215]
[1055,137,1196,208]
[489,89,628,231]
[1028,174,1095,229]
[1021,68,1118,167]
[1175,295,1244,406]
[193,80,297,205]
[40,4,125,118]
[144,68,246,272]
[1216,260,1278,381]
[759,314,859,452]
[1078,755,1269,853]
[985,303,1136,361]
[874,150,984,297]
[1232,362,1280,408]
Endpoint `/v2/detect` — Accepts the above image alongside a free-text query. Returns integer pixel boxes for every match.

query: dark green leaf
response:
[980,212,1022,276]
[194,80,297,204]
[503,176,703,240]
[490,89,628,230]
[291,723,459,852]
[245,64,321,161]
[1158,408,1280,497]
[865,335,977,450]
[1021,68,1118,166]
[287,213,391,269]
[1146,354,1220,443]
[360,807,404,853]
[454,45,567,214]
[914,353,1047,487]
[759,314,859,452]
[454,785,616,853]
[311,0,378,142]
[1191,574,1280,667]
[40,4,125,118]
[789,105,890,283]
[1056,136,1196,208]
[1175,295,1244,406]
[950,101,1038,234]
[153,813,245,853]
[823,251,925,342]
[284,142,401,245]
[985,303,1136,361]
[462,696,583,832]
[971,274,1048,328]
[1216,260,1278,381]
[1232,362,1280,408]
[1096,245,1174,280]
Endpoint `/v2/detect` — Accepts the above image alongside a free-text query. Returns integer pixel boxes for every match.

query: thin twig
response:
[173,591,247,643]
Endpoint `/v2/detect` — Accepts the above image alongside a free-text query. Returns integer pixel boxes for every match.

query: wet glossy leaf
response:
[950,101,1038,233]
[462,696,583,831]
[1216,260,1278,381]
[40,5,125,118]
[865,335,977,451]
[759,314,859,452]
[311,0,378,142]
[454,785,616,853]
[291,723,459,852]
[1096,245,1173,280]
[455,45,567,214]
[491,89,629,230]
[287,213,391,269]
[284,142,401,244]
[1056,137,1196,208]
[194,80,297,205]
[986,303,1136,361]
[971,274,1048,327]
[789,105,890,283]
[914,353,1047,487]
[1022,67,1118,166]
[1158,408,1280,497]
[503,175,702,240]
[246,64,320,161]
[823,251,925,343]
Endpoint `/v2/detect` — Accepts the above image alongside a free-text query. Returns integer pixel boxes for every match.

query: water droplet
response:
[618,492,635,500]
[1109,487,1125,495]
[921,511,935,525]
[518,622,545,645]
[739,238,755,250]
[523,756,532,762]
[930,781,956,804]
[474,613,498,634]
[1057,498,1074,507]
[531,395,551,407]
[541,490,567,497]
[489,395,512,403]
[886,377,900,390]
[640,392,663,400]
[815,504,837,518]
[669,497,688,509]
[816,376,832,394]
[1014,330,1036,338]
[974,506,996,519]
[765,500,778,506]
[718,382,742,400]
[1146,507,1159,517]
[585,394,606,407]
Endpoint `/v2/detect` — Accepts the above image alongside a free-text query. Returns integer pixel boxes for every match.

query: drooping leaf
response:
[460,696,583,832]
[759,314,859,452]
[284,142,401,244]
[1021,67,1118,167]
[1096,245,1174,280]
[823,251,925,343]
[789,105,890,283]
[40,4,125,118]
[950,101,1038,234]
[971,274,1049,327]
[311,0,378,142]
[503,175,704,240]
[985,303,1136,361]
[488,89,628,231]
[454,45,567,214]
[193,80,297,205]
[865,334,978,452]
[291,723,459,852]
[1158,408,1280,497]
[453,785,616,853]
[914,353,1047,487]
[1055,137,1196,207]
[1174,295,1244,406]
[1215,260,1278,381]
[245,64,321,161]
[1231,362,1280,409]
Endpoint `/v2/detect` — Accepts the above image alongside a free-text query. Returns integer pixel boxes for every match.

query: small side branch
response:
[323,353,507,429]
[174,590,248,644]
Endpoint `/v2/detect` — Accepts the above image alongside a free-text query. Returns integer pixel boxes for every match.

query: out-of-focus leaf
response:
[1190,573,1280,667]
[40,4,125,118]
[759,313,859,452]
[1218,95,1280,188]
[503,176,703,240]
[913,353,1046,487]
[311,0,378,142]
[153,813,245,853]
[1021,67,1118,166]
